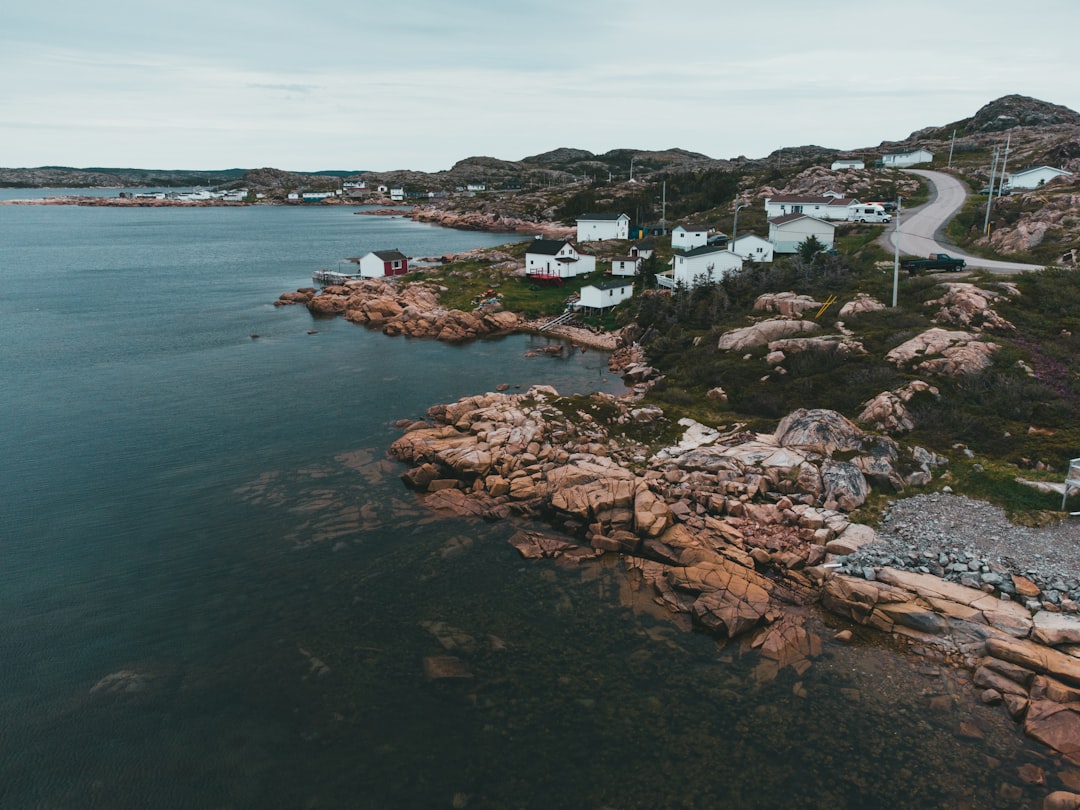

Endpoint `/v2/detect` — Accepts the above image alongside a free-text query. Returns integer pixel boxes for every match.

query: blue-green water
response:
[0,200,1051,808]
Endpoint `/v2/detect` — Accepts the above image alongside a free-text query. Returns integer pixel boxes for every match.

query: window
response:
[391,260,402,270]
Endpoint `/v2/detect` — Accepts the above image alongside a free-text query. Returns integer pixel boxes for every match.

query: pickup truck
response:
[899,253,967,274]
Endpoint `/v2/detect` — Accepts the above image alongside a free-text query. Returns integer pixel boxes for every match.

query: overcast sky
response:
[3,0,1077,173]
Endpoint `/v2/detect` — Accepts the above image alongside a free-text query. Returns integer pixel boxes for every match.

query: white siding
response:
[1006,167,1071,190]
[730,235,774,263]
[576,215,630,242]
[768,218,836,254]
[671,227,708,251]
[578,283,633,309]
[669,250,743,287]
[610,258,640,276]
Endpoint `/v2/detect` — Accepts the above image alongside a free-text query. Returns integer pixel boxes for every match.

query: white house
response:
[576,212,630,242]
[831,159,865,170]
[390,188,405,201]
[630,242,655,260]
[881,149,933,168]
[610,256,641,277]
[729,234,774,263]
[763,195,858,221]
[466,183,487,192]
[768,214,836,254]
[358,249,409,278]
[577,280,634,312]
[657,245,743,289]
[524,239,596,279]
[671,223,710,251]
[1005,165,1073,190]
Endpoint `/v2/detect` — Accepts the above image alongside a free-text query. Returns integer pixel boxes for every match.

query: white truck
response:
[847,204,892,224]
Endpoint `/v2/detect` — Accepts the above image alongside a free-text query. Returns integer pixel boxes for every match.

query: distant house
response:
[763,195,858,221]
[610,256,641,277]
[671,223,710,252]
[302,191,336,203]
[390,188,405,202]
[630,241,654,260]
[768,214,836,254]
[657,245,743,289]
[524,239,596,280]
[881,149,933,168]
[466,183,487,192]
[577,279,634,312]
[729,234,774,263]
[358,250,409,278]
[831,159,865,171]
[376,184,389,193]
[1006,165,1073,190]
[576,212,630,242]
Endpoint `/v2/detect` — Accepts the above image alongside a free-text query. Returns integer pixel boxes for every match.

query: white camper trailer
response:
[848,204,891,224]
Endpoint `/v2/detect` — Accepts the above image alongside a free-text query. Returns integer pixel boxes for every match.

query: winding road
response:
[883,169,1044,275]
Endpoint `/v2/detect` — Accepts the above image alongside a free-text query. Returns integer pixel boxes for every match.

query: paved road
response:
[883,169,1044,275]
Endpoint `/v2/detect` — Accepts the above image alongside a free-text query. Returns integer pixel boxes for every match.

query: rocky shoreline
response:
[276,276,628,352]
[276,267,1080,802]
[384,383,1080,801]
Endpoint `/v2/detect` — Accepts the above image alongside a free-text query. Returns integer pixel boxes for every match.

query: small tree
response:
[797,234,826,262]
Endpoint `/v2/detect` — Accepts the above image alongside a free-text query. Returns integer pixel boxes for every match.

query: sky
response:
[3,0,1078,174]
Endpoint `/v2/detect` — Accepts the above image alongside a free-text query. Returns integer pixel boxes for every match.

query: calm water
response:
[0,199,1050,808]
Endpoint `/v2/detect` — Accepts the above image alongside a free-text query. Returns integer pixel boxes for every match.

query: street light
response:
[731,203,748,251]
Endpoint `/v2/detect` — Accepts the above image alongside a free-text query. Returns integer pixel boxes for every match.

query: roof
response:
[577,212,629,222]
[371,250,408,261]
[673,223,710,232]
[611,255,639,263]
[768,213,835,227]
[768,195,858,207]
[732,234,769,244]
[679,244,737,258]
[526,239,571,255]
[589,279,634,291]
[884,149,933,157]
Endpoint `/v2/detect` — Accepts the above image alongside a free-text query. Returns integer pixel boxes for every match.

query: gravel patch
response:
[837,492,1080,608]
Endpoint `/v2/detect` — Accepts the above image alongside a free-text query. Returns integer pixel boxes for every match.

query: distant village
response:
[311,145,1076,317]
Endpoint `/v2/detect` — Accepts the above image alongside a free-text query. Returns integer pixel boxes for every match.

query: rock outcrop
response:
[885,327,1000,375]
[278,278,522,342]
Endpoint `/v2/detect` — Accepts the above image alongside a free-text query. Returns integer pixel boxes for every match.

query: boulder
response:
[987,636,1080,687]
[821,461,870,511]
[717,318,821,352]
[667,560,773,638]
[753,292,822,318]
[1033,612,1080,646]
[1024,702,1080,766]
[774,409,874,456]
[825,523,877,556]
[838,293,886,317]
[885,327,999,376]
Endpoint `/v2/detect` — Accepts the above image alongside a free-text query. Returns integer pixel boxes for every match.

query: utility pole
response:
[629,157,635,183]
[660,181,667,234]
[984,145,1000,236]
[947,129,956,169]
[892,196,902,307]
[731,202,748,251]
[997,133,1012,198]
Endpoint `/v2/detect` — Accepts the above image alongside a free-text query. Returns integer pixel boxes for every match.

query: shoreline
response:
[385,381,1080,791]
